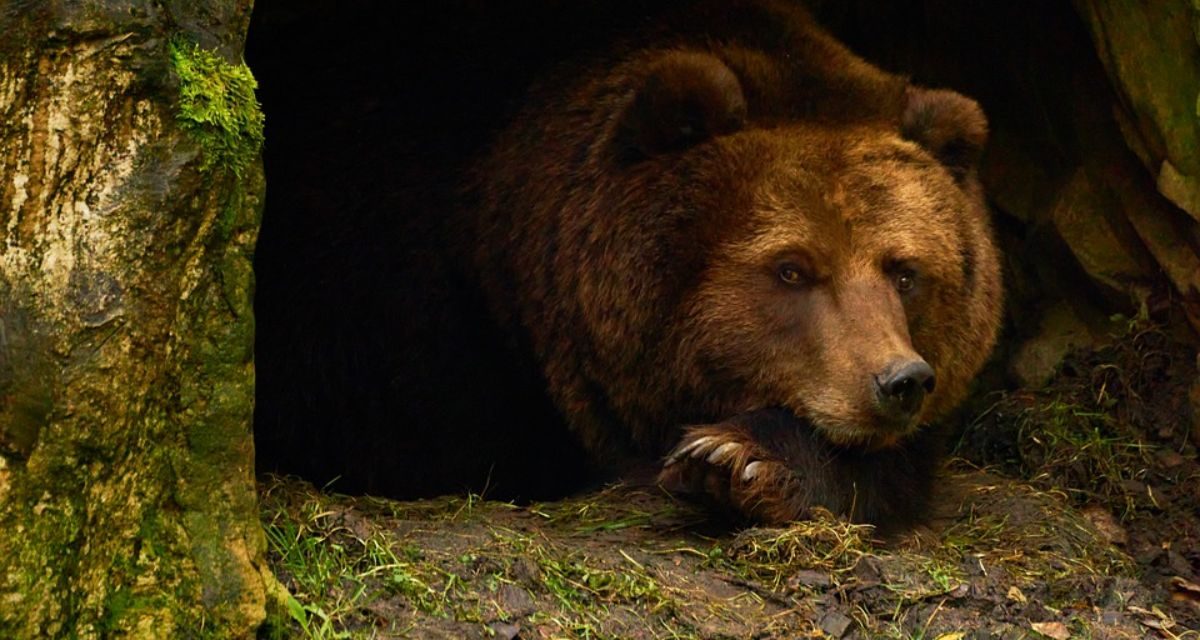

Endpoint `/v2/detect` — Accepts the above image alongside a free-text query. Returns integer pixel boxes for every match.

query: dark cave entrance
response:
[245,0,1148,501]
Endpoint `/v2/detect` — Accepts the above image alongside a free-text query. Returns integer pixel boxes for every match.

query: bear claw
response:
[706,441,742,465]
[659,423,804,524]
[741,460,763,482]
[665,435,718,465]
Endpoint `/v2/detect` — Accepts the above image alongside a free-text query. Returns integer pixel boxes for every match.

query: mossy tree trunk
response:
[0,2,275,637]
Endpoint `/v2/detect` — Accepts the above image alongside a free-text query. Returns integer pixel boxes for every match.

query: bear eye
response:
[894,269,917,294]
[777,263,805,286]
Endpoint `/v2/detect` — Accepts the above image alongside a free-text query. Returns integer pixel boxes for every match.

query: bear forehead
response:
[725,131,964,252]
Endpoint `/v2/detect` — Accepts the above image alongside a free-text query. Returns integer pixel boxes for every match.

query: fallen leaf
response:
[1030,621,1070,640]
[1171,577,1200,610]
[934,633,966,640]
[1157,450,1186,468]
[1007,586,1027,604]
[1129,604,1176,631]
[1139,618,1171,631]
[1170,576,1200,597]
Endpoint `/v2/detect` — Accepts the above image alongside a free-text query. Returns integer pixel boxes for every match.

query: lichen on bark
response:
[0,2,274,638]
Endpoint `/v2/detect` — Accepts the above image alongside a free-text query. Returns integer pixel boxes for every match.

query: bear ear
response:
[616,51,748,160]
[901,86,988,182]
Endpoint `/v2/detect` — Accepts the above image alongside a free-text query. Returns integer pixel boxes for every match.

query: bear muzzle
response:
[872,358,936,431]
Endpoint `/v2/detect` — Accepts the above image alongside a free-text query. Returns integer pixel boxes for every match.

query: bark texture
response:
[0,2,273,637]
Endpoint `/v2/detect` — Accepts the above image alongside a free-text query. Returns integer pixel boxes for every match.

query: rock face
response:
[1072,0,1200,323]
[0,2,273,637]
[1074,1,1200,222]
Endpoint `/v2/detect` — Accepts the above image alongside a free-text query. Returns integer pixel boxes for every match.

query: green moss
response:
[169,38,265,177]
[100,588,136,635]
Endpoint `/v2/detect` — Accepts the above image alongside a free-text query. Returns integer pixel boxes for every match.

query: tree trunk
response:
[0,2,275,637]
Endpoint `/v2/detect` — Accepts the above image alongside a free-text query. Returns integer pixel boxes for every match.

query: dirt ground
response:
[260,324,1200,639]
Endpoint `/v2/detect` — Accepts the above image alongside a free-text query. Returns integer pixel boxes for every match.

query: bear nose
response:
[874,359,936,427]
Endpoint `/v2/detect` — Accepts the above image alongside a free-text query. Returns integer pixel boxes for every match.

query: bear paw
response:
[658,424,803,525]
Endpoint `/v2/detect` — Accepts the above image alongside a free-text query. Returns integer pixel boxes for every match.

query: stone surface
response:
[1074,0,1200,221]
[1010,303,1099,388]
[1159,159,1200,223]
[1109,158,1200,329]
[1050,168,1155,297]
[0,1,276,637]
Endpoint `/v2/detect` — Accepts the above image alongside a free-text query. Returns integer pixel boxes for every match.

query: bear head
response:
[612,51,1002,450]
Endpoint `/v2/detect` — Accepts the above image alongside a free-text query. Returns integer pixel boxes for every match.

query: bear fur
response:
[457,0,1002,531]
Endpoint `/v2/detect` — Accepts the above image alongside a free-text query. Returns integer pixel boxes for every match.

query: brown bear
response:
[457,0,1002,532]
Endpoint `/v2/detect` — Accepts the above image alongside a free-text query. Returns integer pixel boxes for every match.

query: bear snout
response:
[872,358,936,429]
